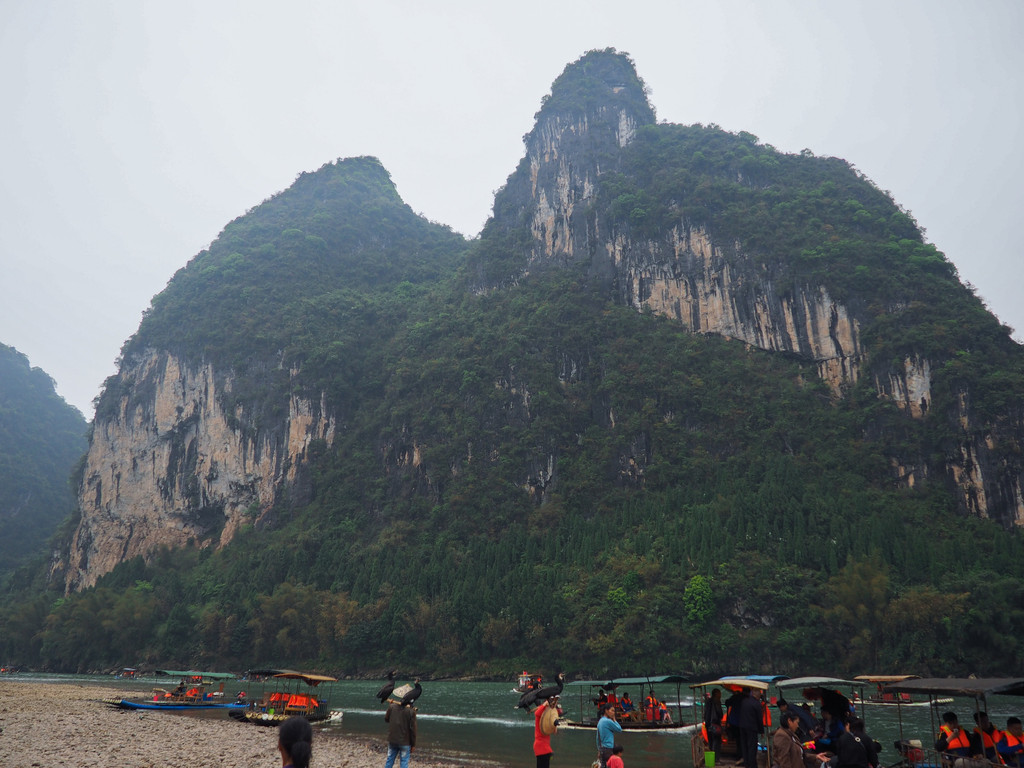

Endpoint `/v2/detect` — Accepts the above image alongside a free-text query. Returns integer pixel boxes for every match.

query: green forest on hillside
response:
[0,345,87,578]
[2,51,1022,678]
[6,274,1024,677]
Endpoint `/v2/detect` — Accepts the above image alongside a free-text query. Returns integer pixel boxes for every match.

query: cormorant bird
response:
[516,672,564,712]
[400,678,422,707]
[375,670,397,703]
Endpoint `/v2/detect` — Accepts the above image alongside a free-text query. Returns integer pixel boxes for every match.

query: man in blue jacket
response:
[597,703,623,767]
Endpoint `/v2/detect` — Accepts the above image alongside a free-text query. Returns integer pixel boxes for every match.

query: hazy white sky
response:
[2,0,1021,418]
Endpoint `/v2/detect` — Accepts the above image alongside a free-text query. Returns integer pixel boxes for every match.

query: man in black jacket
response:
[835,718,878,768]
[736,688,764,768]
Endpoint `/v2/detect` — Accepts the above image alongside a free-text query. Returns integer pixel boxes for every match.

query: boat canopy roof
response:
[854,675,920,683]
[691,677,770,691]
[881,678,1024,698]
[777,676,860,690]
[272,671,338,686]
[566,674,688,689]
[155,669,237,680]
[721,674,789,684]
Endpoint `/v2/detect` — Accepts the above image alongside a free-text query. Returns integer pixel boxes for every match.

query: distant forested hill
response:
[3,51,1023,677]
[0,344,87,580]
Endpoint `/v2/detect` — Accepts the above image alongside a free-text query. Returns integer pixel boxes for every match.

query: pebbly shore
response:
[0,681,490,768]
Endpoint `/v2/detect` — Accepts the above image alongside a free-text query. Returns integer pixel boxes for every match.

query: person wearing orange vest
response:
[936,712,980,759]
[975,711,1005,764]
[620,692,635,717]
[998,718,1024,768]
[758,690,772,729]
[644,692,657,722]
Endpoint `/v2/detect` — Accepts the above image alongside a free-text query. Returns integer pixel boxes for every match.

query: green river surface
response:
[9,674,1024,768]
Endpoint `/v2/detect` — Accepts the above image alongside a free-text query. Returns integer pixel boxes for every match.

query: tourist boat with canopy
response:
[776,676,865,719]
[690,676,779,767]
[559,674,692,731]
[229,670,339,726]
[514,671,544,694]
[879,677,1024,768]
[105,670,245,710]
[852,675,952,706]
[691,675,870,768]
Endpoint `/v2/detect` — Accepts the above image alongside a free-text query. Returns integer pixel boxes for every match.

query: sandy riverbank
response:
[0,681,492,768]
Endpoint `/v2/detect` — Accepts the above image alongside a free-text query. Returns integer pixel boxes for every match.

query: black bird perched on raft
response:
[400,678,422,707]
[375,670,397,703]
[516,672,564,712]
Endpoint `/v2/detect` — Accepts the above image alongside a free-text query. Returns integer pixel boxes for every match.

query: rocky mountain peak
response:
[473,50,656,284]
[533,48,656,129]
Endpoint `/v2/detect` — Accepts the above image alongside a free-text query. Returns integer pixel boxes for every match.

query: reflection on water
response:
[11,674,1024,768]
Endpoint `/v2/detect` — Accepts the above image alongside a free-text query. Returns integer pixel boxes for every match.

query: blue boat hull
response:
[111,698,246,710]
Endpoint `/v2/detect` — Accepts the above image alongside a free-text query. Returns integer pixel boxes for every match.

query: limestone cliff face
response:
[481,51,1024,526]
[58,351,335,592]
[493,57,871,398]
[946,393,1024,526]
[525,107,639,268]
[607,226,866,394]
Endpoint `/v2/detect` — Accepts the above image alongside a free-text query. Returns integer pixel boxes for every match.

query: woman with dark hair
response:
[774,712,830,768]
[277,716,313,768]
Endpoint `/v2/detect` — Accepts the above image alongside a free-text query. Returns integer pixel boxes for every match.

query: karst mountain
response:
[5,49,1023,675]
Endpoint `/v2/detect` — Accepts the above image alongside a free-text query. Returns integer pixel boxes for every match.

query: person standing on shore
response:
[385,699,417,768]
[597,702,623,767]
[534,695,560,767]
[277,716,313,768]
[607,744,626,768]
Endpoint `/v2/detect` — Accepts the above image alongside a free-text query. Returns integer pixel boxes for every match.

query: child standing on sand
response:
[608,745,625,768]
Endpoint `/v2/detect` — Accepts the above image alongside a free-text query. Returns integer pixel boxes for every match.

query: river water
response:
[9,673,1024,768]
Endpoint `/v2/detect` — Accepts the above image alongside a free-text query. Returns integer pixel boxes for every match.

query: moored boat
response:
[882,677,1024,768]
[108,695,246,711]
[105,671,246,711]
[690,676,775,767]
[852,675,952,706]
[559,675,692,731]
[230,671,338,726]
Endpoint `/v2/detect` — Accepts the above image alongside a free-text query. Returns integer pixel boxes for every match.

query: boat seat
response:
[285,694,311,713]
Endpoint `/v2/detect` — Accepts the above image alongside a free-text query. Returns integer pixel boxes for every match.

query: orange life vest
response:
[1000,730,1024,764]
[1003,733,1024,749]
[977,727,1005,764]
[940,727,973,754]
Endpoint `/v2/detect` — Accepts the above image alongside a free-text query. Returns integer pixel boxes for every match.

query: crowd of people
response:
[701,686,881,768]
[701,686,1024,768]
[272,682,1024,768]
[933,710,1024,767]
[701,685,882,767]
[595,688,674,723]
